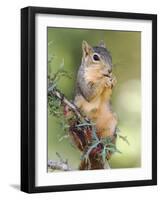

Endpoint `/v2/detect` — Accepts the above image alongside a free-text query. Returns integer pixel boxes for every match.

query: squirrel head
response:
[81,40,112,75]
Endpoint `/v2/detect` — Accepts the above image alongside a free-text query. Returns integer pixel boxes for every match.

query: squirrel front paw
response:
[105,75,117,88]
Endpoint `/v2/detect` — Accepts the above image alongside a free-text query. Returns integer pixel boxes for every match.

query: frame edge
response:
[20,6,157,193]
[21,7,30,193]
[21,7,36,193]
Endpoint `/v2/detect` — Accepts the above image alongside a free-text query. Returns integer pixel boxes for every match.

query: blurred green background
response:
[48,27,141,170]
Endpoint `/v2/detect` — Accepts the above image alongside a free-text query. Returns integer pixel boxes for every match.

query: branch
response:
[48,160,72,171]
[48,152,73,171]
[48,83,115,170]
[48,85,89,122]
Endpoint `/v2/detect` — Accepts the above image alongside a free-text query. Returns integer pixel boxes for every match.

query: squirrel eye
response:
[93,54,100,61]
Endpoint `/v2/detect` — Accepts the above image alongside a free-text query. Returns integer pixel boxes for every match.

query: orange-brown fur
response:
[75,66,117,138]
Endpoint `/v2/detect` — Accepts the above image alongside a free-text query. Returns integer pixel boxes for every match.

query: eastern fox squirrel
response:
[74,41,117,140]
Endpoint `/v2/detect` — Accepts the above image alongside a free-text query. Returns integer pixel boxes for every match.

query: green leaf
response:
[101,147,107,163]
[118,134,130,145]
[106,147,121,154]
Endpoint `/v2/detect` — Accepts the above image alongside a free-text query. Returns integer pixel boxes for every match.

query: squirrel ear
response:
[98,40,106,48]
[82,40,92,57]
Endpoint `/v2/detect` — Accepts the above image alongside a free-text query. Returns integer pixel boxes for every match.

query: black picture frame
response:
[21,6,157,193]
